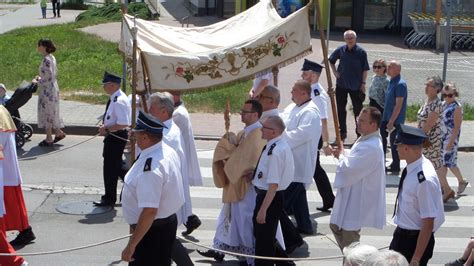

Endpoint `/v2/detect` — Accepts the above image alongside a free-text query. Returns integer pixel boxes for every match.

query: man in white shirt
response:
[170,91,203,236]
[301,59,335,213]
[282,80,321,235]
[257,85,280,123]
[121,111,184,265]
[94,72,131,207]
[390,125,445,265]
[253,115,295,265]
[330,107,386,250]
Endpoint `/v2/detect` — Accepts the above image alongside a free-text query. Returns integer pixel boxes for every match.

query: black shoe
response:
[10,226,36,246]
[286,239,304,254]
[182,215,201,236]
[238,261,249,266]
[297,227,314,235]
[316,206,332,213]
[93,200,114,207]
[385,166,400,173]
[196,249,224,261]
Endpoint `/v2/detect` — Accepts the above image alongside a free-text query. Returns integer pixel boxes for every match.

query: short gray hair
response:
[294,80,311,95]
[263,85,280,105]
[149,92,175,118]
[265,115,285,134]
[344,30,357,39]
[362,250,409,266]
[343,242,378,266]
[427,75,443,93]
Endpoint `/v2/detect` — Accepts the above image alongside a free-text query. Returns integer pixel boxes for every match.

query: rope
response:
[18,132,130,161]
[18,134,100,161]
[0,234,131,256]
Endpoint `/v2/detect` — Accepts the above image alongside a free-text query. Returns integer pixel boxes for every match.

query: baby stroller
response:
[4,82,37,148]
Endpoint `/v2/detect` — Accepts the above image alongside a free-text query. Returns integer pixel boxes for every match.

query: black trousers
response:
[254,189,292,266]
[52,0,60,17]
[130,214,177,266]
[102,131,127,204]
[171,239,193,266]
[336,86,365,138]
[380,122,401,170]
[283,182,312,231]
[389,227,435,266]
[313,138,335,209]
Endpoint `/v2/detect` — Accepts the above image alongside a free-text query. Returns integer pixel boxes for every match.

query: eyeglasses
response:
[240,109,255,114]
[258,95,273,100]
[442,93,454,98]
[262,126,276,131]
[373,65,384,69]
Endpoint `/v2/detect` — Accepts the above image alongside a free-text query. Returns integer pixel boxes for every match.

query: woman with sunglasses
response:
[368,59,389,115]
[439,83,469,202]
[417,76,443,177]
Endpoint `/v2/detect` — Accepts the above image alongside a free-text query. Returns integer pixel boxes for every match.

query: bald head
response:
[387,60,401,77]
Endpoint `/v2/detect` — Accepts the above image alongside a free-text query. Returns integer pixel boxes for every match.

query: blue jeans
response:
[283,182,312,231]
[380,121,401,170]
[41,7,46,18]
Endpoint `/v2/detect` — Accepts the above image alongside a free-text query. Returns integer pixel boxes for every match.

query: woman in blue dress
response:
[439,83,469,203]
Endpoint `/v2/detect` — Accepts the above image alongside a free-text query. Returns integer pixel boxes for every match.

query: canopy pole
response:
[130,17,138,161]
[224,98,230,136]
[272,66,279,87]
[315,0,341,146]
[121,1,128,93]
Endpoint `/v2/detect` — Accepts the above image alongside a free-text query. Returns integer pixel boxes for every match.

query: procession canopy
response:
[119,0,312,93]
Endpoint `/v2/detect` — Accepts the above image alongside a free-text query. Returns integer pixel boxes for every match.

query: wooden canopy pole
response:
[315,0,341,146]
[130,18,138,161]
[272,66,279,87]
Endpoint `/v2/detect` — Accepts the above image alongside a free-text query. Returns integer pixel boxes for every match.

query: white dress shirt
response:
[394,155,445,231]
[311,82,329,119]
[330,131,386,230]
[251,72,274,93]
[122,141,184,224]
[103,89,131,128]
[282,100,321,184]
[252,136,294,191]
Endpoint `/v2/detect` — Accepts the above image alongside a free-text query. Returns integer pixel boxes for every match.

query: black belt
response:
[254,187,284,195]
[130,214,176,231]
[395,226,420,237]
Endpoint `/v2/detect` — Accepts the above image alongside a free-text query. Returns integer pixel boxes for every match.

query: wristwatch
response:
[323,141,330,148]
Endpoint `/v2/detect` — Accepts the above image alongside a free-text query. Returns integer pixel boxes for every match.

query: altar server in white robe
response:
[282,80,321,235]
[330,107,386,250]
[171,91,203,235]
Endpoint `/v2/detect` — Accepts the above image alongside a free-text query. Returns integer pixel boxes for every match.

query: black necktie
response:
[393,168,407,217]
[103,99,111,123]
[252,145,267,180]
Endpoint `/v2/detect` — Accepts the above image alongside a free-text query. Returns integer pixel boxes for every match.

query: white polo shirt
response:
[122,141,185,224]
[103,89,131,128]
[252,136,294,191]
[251,72,274,93]
[394,156,445,231]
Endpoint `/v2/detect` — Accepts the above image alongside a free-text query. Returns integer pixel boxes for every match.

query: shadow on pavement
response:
[78,209,118,224]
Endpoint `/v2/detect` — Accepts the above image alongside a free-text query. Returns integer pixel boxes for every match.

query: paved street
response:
[15,134,473,265]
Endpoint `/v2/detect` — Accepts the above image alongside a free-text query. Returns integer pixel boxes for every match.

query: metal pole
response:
[442,0,451,82]
[130,18,138,161]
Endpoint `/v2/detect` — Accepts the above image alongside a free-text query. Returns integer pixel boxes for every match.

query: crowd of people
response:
[0,31,470,265]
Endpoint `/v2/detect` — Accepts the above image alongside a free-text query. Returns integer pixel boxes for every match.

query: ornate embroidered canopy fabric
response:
[119,0,312,92]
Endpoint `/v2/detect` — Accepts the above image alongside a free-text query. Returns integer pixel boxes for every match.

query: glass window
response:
[364,0,397,30]
[334,0,352,28]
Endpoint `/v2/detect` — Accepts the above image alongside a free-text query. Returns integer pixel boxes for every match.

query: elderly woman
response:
[36,39,65,147]
[438,83,469,203]
[368,59,389,115]
[417,76,443,172]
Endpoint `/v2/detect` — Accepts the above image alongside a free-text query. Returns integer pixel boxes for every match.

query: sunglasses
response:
[442,93,454,98]
[373,65,384,69]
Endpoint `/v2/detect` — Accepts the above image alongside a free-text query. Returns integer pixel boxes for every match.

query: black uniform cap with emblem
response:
[394,124,427,145]
[301,59,324,73]
[133,111,167,135]
[102,71,122,84]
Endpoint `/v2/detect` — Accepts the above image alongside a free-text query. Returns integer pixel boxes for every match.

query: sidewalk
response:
[2,1,474,149]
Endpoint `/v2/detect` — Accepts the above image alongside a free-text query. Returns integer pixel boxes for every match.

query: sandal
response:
[53,134,66,143]
[443,189,455,203]
[38,140,53,147]
[457,180,469,195]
